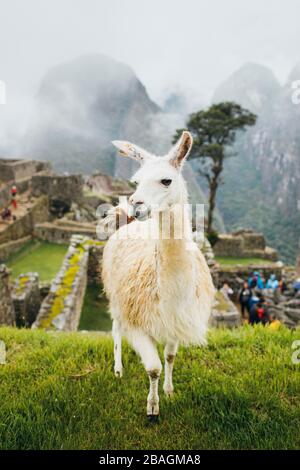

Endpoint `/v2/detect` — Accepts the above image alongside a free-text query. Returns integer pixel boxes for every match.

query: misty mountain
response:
[25,54,163,175]
[212,62,300,262]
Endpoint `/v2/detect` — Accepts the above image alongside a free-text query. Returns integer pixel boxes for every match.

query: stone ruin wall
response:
[34,220,96,245]
[0,159,50,183]
[12,273,42,327]
[31,174,84,206]
[214,235,244,258]
[0,236,32,263]
[213,231,278,261]
[0,265,15,326]
[0,195,49,244]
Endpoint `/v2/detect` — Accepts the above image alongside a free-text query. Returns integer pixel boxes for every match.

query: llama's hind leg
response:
[163,341,178,397]
[112,319,123,377]
[127,330,162,418]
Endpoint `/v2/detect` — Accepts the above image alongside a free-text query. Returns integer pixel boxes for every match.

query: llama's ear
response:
[112,140,152,164]
[168,131,193,169]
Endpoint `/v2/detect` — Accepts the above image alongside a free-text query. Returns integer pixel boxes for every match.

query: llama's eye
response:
[161,179,172,187]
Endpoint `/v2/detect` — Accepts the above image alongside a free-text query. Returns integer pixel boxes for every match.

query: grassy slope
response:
[6,241,68,282]
[79,285,112,331]
[0,326,299,450]
[216,257,273,266]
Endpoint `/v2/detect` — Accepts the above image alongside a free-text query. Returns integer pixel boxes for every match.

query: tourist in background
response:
[266,273,279,291]
[220,281,234,300]
[249,294,270,325]
[1,207,12,221]
[11,185,17,210]
[248,272,257,289]
[278,278,288,293]
[239,281,252,319]
[248,271,264,290]
[256,271,265,290]
[293,278,300,295]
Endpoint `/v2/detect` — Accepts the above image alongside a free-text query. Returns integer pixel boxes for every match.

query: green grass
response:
[79,285,112,331]
[216,257,273,267]
[0,325,299,450]
[6,241,68,282]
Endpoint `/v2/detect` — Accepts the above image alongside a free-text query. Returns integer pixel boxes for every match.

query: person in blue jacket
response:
[249,271,265,290]
[266,273,279,290]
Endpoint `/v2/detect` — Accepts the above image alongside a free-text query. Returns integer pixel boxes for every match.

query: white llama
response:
[102,131,214,419]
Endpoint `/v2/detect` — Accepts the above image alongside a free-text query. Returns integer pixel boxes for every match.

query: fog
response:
[1,0,300,147]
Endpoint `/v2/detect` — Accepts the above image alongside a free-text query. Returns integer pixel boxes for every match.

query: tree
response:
[173,102,256,236]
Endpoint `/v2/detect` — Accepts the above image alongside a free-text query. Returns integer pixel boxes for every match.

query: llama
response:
[102,131,215,419]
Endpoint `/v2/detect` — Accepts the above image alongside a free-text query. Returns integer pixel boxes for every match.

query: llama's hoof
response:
[147,402,159,417]
[163,384,174,397]
[147,414,159,423]
[114,368,123,378]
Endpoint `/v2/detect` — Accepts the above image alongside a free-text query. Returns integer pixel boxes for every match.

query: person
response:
[248,271,264,290]
[220,281,234,300]
[256,271,265,290]
[249,292,263,324]
[278,278,288,293]
[293,278,300,294]
[248,272,257,289]
[239,281,252,319]
[11,185,17,210]
[1,207,12,221]
[249,294,270,325]
[266,273,279,290]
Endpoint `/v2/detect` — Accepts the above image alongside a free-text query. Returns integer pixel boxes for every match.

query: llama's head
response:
[112,131,193,215]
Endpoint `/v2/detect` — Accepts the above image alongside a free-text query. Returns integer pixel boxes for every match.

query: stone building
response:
[31,174,84,215]
[213,229,278,261]
[0,158,50,184]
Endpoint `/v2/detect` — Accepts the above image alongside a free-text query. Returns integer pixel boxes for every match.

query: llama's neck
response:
[155,203,193,278]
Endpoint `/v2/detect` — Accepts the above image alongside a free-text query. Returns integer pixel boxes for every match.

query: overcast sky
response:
[1,0,300,140]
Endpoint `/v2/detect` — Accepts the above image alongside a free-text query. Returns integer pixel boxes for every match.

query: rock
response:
[210,290,241,328]
[284,308,300,322]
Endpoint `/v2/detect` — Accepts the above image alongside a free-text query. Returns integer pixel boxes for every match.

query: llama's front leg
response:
[112,319,123,377]
[127,330,162,419]
[163,341,178,397]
